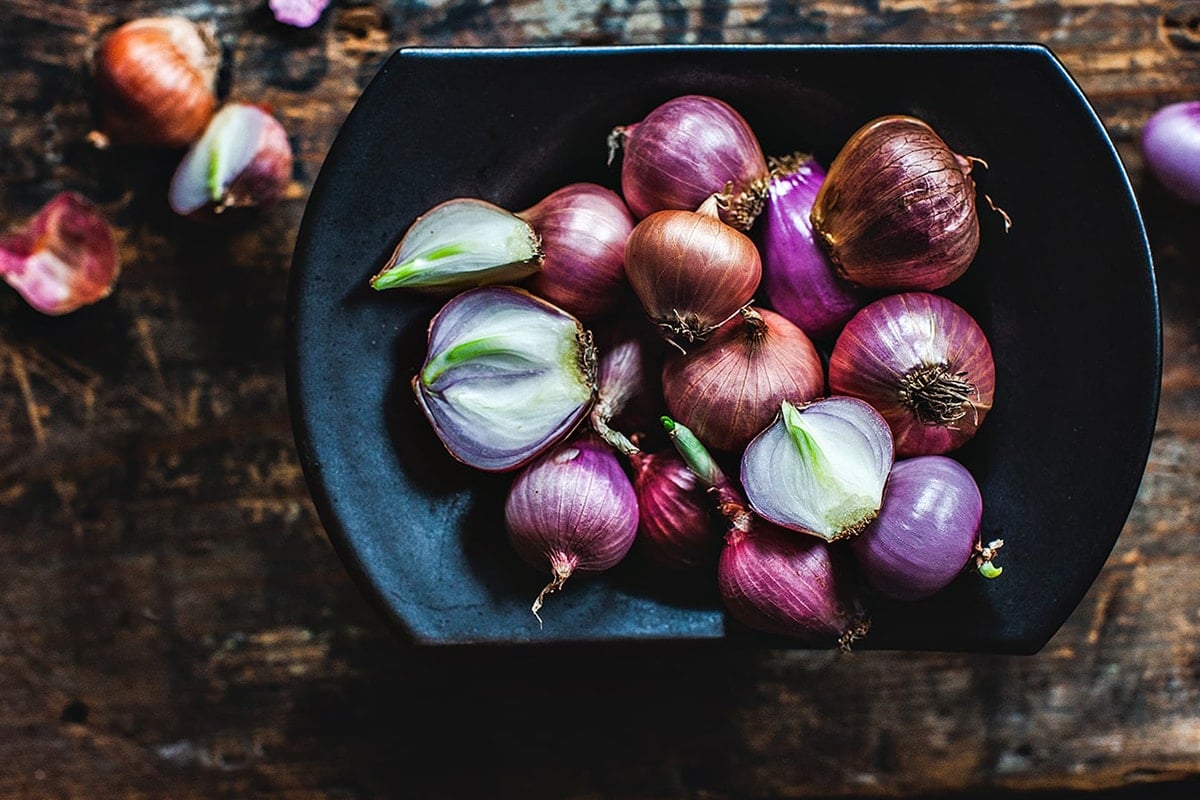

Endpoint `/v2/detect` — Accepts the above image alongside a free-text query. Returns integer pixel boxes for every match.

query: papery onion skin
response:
[719,522,869,646]
[852,456,983,601]
[624,197,762,348]
[811,115,980,291]
[760,153,870,341]
[662,307,825,452]
[414,286,596,473]
[1141,101,1200,205]
[631,450,720,570]
[0,192,121,316]
[829,292,994,457]
[505,435,639,619]
[612,95,769,231]
[518,183,634,321]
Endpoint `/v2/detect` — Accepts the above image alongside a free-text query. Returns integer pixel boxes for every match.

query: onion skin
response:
[613,95,769,231]
[829,292,994,457]
[1142,101,1200,205]
[504,435,639,620]
[760,153,869,341]
[662,307,825,452]
[719,522,869,647]
[811,115,980,291]
[0,192,120,316]
[631,450,720,569]
[852,456,983,601]
[518,183,634,321]
[624,197,762,348]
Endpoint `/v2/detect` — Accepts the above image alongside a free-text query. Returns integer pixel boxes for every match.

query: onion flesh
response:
[741,397,894,542]
[413,286,596,472]
[372,198,542,294]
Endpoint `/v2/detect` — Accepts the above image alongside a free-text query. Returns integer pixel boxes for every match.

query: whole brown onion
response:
[811,115,981,291]
[624,195,762,349]
[662,307,825,452]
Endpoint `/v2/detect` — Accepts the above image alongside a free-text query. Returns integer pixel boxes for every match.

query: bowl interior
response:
[287,44,1159,653]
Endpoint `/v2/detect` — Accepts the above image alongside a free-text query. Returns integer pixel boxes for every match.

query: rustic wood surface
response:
[2,1,1199,798]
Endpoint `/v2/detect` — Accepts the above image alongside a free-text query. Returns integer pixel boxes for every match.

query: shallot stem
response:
[589,405,641,458]
[662,417,753,533]
[974,537,1006,579]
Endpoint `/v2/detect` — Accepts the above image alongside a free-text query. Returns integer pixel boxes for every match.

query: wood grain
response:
[2,1,1199,798]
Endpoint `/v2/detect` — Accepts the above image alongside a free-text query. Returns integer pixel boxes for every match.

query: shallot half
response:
[741,397,894,542]
[413,286,596,472]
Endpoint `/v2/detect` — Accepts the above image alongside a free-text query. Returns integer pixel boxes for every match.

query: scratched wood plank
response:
[2,1,1200,798]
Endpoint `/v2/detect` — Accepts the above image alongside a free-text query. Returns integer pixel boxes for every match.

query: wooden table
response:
[2,2,1198,797]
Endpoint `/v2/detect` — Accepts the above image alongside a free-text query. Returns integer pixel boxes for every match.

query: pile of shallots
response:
[376,94,1007,648]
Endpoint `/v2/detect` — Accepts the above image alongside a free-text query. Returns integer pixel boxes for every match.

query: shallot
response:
[811,115,981,291]
[610,94,769,230]
[829,292,994,457]
[505,435,638,622]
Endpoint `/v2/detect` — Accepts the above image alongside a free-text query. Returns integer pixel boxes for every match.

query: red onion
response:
[517,183,634,320]
[0,192,120,315]
[1141,101,1200,205]
[720,521,869,647]
[413,286,596,472]
[662,417,869,647]
[610,94,769,231]
[759,153,869,340]
[828,292,995,457]
[811,115,981,291]
[504,434,638,621]
[741,397,894,543]
[624,195,762,348]
[661,307,825,452]
[630,450,720,569]
[852,456,983,601]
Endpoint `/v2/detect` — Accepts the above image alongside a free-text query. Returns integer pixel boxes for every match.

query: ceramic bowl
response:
[286,44,1160,653]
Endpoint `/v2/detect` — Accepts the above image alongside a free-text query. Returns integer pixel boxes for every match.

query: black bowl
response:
[285,44,1160,654]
